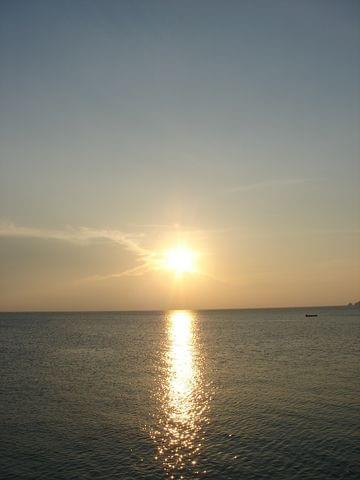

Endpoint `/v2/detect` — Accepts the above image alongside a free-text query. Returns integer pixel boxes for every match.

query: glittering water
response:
[0,308,359,479]
[150,311,211,478]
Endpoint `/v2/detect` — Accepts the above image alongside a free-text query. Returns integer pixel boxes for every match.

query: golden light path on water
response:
[168,311,197,428]
[150,311,209,479]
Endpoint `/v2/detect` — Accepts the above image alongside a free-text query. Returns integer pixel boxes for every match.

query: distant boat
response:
[305,314,318,317]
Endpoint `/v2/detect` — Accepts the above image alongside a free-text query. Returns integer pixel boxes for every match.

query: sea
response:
[0,307,359,480]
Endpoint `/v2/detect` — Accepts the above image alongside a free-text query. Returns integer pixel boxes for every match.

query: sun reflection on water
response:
[150,310,209,478]
[168,311,196,425]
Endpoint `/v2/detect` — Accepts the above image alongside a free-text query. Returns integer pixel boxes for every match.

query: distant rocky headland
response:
[347,301,360,308]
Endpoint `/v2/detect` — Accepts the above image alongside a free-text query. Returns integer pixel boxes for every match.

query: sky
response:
[0,0,359,311]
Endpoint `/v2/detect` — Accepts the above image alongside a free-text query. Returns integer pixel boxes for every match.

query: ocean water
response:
[0,308,359,480]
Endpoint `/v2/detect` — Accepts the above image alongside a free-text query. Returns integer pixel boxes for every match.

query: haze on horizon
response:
[0,0,359,311]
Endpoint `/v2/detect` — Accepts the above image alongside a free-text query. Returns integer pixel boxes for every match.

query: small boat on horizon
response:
[305,314,318,317]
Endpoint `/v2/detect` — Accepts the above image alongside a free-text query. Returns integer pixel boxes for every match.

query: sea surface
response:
[0,307,359,479]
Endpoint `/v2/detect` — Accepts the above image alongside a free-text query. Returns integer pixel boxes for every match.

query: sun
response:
[163,245,197,275]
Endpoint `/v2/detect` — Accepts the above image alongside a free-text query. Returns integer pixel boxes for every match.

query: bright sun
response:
[163,246,197,275]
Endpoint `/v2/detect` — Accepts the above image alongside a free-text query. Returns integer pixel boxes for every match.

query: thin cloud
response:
[80,264,152,283]
[0,221,154,279]
[0,221,149,257]
[127,222,235,238]
[226,178,315,194]
[0,221,239,283]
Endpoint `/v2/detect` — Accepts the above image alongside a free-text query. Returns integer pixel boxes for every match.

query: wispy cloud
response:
[0,221,154,279]
[127,222,235,239]
[0,221,230,282]
[226,178,315,194]
[0,221,149,256]
[81,264,152,283]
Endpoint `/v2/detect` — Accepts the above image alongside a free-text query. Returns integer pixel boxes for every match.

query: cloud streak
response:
[81,264,152,283]
[0,221,226,283]
[0,221,154,279]
[226,178,315,194]
[0,221,149,255]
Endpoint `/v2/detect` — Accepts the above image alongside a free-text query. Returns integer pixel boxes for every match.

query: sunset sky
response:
[0,0,359,310]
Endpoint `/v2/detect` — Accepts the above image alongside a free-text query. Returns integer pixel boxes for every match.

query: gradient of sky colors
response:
[0,0,359,310]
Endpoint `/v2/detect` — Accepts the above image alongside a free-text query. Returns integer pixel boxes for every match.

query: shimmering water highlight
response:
[150,311,211,478]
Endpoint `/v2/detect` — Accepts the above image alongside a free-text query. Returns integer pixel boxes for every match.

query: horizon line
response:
[0,303,354,314]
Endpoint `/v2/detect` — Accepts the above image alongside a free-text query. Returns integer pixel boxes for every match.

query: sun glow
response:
[163,245,198,275]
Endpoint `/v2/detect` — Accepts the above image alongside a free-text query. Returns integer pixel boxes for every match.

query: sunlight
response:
[168,310,195,415]
[149,310,210,477]
[163,245,198,275]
